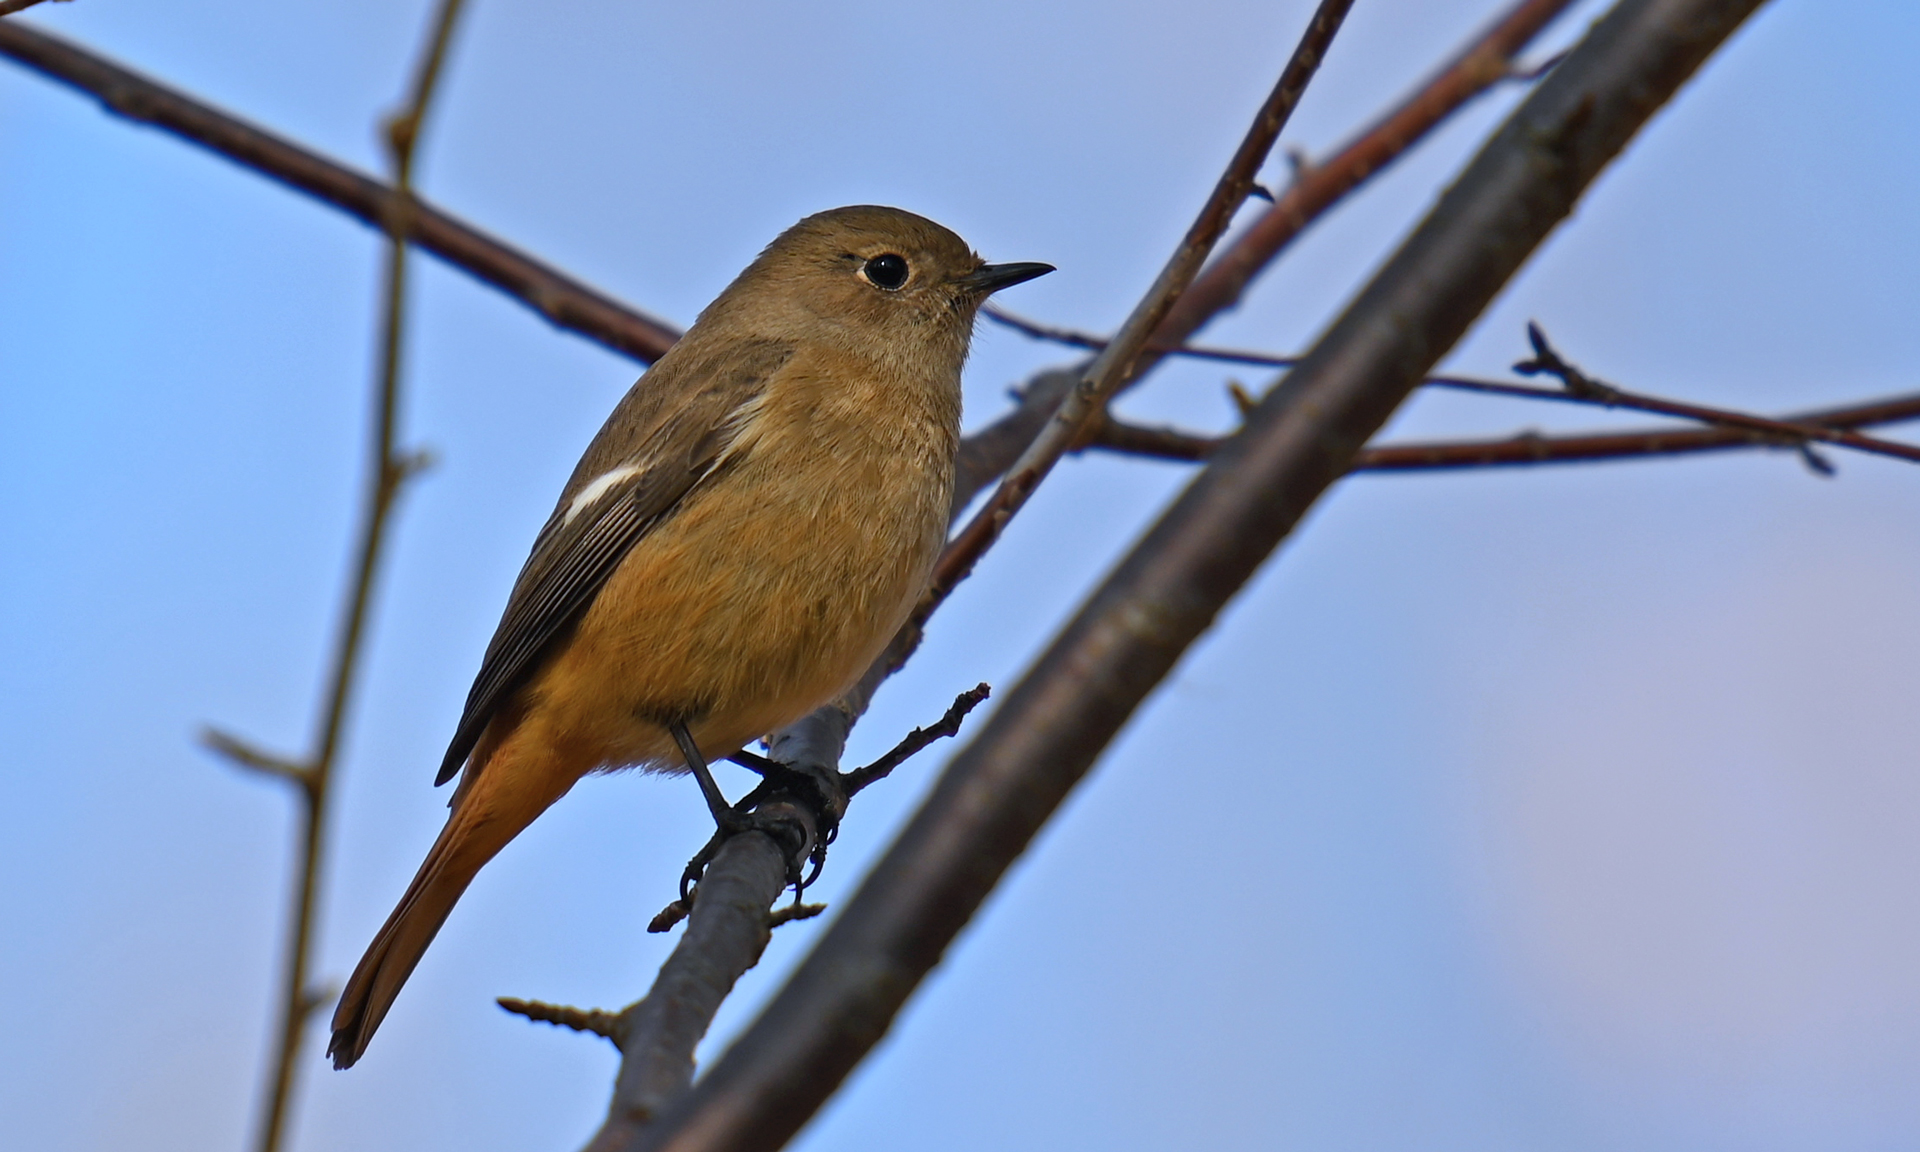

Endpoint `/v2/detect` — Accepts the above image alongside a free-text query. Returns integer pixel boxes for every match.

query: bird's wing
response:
[434,339,794,786]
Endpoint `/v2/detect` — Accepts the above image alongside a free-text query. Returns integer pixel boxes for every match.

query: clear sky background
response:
[4,1,1919,1150]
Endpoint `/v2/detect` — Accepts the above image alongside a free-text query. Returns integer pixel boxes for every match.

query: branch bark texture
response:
[628,2,1769,1150]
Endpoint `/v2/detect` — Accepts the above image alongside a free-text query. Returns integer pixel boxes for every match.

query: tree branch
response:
[584,820,812,1152]
[497,998,621,1041]
[1147,0,1581,363]
[930,0,1354,638]
[628,4,1771,1150]
[1354,391,1920,471]
[1095,389,1920,471]
[0,0,70,19]
[0,20,681,364]
[217,5,468,1152]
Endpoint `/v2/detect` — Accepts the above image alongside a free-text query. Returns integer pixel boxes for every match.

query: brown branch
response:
[497,998,621,1041]
[1501,322,1920,465]
[843,684,991,797]
[940,0,1583,594]
[1003,317,1920,470]
[1354,391,1920,471]
[929,0,1354,637]
[230,6,468,1152]
[1089,363,1920,473]
[0,0,69,18]
[631,4,1771,1149]
[1148,0,1582,362]
[0,20,681,364]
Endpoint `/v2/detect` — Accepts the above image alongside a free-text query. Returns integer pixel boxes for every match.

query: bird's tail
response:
[327,732,578,1069]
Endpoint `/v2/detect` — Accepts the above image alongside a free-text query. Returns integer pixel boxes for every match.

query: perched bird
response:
[327,205,1051,1069]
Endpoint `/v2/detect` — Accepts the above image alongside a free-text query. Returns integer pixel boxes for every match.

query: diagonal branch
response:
[928,0,1355,633]
[630,3,1772,1150]
[0,0,70,19]
[1146,0,1581,363]
[0,20,680,364]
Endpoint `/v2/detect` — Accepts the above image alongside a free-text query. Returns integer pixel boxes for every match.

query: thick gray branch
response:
[585,820,807,1152]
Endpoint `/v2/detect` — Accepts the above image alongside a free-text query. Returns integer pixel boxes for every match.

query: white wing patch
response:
[562,464,644,527]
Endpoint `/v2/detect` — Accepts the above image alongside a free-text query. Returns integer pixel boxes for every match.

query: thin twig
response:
[498,998,620,1041]
[200,726,312,789]
[1149,0,1581,363]
[0,20,680,363]
[999,315,1920,469]
[983,305,1300,369]
[237,5,467,1152]
[632,5,1771,1149]
[843,684,991,797]
[927,0,1354,633]
[1504,322,1920,464]
[1092,388,1920,472]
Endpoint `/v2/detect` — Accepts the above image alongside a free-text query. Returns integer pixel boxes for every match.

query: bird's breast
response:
[542,352,959,767]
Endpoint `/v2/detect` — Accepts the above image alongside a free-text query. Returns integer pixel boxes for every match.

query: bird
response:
[326,205,1052,1069]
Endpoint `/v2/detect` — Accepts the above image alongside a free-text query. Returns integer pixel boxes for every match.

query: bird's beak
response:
[960,262,1055,295]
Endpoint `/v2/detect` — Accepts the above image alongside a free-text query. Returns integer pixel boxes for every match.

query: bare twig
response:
[497,998,620,1041]
[1002,319,1920,470]
[630,5,1771,1150]
[1503,322,1920,464]
[0,0,69,18]
[843,684,991,797]
[1093,388,1920,472]
[983,305,1300,369]
[929,0,1354,632]
[201,726,312,788]
[1149,0,1581,361]
[225,5,468,1152]
[0,20,680,364]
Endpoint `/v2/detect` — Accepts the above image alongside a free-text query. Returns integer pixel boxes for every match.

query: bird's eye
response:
[862,253,910,290]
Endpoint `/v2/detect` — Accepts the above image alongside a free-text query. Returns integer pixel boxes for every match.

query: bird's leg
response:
[669,719,748,834]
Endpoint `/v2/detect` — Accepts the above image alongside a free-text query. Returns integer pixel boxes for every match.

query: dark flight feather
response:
[434,339,795,786]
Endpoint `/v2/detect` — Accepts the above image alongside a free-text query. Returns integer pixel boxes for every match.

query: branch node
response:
[496,997,620,1042]
[1227,379,1259,417]
[647,895,691,934]
[768,902,827,929]
[1513,321,1622,404]
[199,726,314,790]
[1797,442,1837,477]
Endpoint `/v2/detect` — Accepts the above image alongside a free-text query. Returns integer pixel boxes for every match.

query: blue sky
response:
[4,1,1918,1150]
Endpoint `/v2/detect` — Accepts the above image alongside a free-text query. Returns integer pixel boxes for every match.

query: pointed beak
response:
[959,261,1055,295]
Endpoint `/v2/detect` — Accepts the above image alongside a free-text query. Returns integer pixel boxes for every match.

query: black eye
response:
[863,253,909,290]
